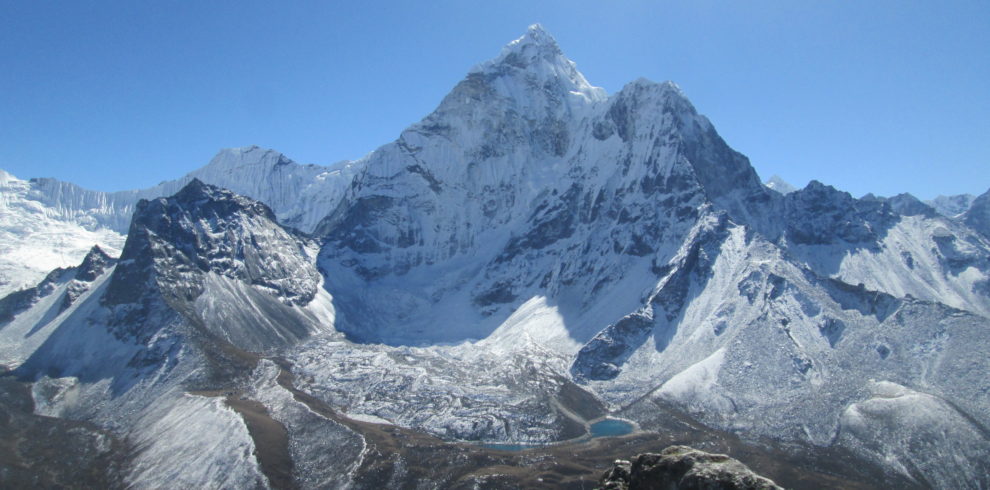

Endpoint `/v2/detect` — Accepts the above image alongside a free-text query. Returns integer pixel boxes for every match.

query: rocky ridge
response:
[0,25,988,489]
[598,446,782,490]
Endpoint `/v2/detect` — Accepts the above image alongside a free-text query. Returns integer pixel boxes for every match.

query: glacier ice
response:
[1,25,989,489]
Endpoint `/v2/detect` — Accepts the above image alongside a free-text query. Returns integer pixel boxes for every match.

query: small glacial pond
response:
[480,418,635,451]
[589,418,635,438]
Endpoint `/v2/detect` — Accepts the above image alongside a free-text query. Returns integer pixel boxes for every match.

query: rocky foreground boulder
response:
[597,445,782,490]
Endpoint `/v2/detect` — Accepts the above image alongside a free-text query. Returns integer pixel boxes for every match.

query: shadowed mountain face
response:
[102,179,324,352]
[965,188,990,238]
[1,25,989,489]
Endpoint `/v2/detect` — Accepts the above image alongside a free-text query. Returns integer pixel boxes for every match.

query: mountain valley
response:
[1,25,988,489]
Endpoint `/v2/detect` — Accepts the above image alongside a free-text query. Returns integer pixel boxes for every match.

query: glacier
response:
[1,24,989,489]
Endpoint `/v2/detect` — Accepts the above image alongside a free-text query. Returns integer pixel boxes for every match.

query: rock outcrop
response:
[597,445,781,490]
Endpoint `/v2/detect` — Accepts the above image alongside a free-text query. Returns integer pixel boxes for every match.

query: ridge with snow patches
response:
[1,26,989,488]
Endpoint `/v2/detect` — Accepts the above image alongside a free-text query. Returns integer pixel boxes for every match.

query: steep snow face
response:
[4,182,344,489]
[145,146,360,233]
[468,24,607,111]
[307,32,989,486]
[0,171,126,297]
[126,394,269,489]
[318,29,771,346]
[0,244,115,319]
[6,180,333,386]
[8,180,332,422]
[593,224,990,487]
[883,193,938,218]
[0,246,116,368]
[307,25,990,484]
[2,25,989,489]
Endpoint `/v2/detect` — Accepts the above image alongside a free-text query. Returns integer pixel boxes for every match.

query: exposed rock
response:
[597,446,782,490]
[964,187,990,238]
[783,180,896,245]
[0,245,117,324]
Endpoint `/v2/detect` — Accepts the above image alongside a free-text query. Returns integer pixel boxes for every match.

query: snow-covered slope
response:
[311,25,990,486]
[0,170,126,296]
[0,146,359,296]
[308,27,990,485]
[780,182,990,318]
[3,180,353,488]
[2,25,989,489]
[927,192,976,217]
[144,146,361,233]
[318,24,770,348]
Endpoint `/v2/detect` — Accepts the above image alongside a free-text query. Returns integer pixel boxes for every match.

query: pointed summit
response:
[75,244,115,282]
[469,25,606,105]
[499,23,562,60]
[180,177,208,193]
[107,179,312,311]
[167,178,277,224]
[203,146,291,173]
[765,175,797,194]
[171,177,220,205]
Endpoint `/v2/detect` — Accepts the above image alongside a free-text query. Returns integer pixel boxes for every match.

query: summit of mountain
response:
[1,26,989,488]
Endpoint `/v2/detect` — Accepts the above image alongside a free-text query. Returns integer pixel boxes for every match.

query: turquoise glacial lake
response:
[589,418,635,438]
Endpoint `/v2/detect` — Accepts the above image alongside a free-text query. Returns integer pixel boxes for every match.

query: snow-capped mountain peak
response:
[468,24,606,108]
[0,168,16,184]
[75,244,114,282]
[765,174,797,194]
[496,23,562,60]
[202,145,293,173]
[2,25,989,489]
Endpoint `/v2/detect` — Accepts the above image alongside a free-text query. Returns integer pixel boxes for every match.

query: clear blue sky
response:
[1,1,987,199]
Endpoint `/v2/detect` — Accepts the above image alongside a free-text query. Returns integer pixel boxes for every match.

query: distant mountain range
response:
[1,25,988,488]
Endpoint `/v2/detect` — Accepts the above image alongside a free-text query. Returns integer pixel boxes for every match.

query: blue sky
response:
[1,1,987,199]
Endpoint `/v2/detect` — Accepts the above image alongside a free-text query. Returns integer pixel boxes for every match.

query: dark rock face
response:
[783,181,896,245]
[597,446,782,490]
[101,179,321,352]
[106,179,316,308]
[61,245,117,312]
[75,245,115,282]
[964,188,990,238]
[0,245,117,324]
[572,311,653,380]
[885,193,937,218]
